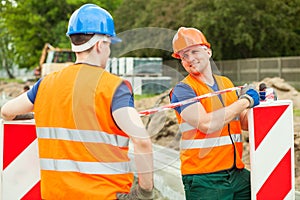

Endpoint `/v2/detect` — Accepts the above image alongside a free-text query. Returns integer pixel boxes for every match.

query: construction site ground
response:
[1,76,300,195]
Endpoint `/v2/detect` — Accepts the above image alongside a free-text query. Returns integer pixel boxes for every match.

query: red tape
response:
[139,86,243,116]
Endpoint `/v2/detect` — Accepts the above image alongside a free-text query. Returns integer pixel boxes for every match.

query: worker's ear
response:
[207,48,212,58]
[95,40,104,53]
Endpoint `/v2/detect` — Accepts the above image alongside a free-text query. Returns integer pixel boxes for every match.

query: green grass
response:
[0,78,27,84]
[134,94,157,100]
[294,109,300,117]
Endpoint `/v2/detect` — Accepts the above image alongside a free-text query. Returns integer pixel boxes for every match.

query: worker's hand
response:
[239,83,255,96]
[259,91,266,101]
[117,184,154,200]
[239,89,260,108]
[260,88,278,101]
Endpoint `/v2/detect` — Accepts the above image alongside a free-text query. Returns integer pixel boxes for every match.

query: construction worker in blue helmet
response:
[1,4,154,199]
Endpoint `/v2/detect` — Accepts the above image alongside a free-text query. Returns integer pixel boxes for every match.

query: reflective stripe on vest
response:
[181,133,242,149]
[179,122,195,132]
[37,127,129,147]
[40,158,131,174]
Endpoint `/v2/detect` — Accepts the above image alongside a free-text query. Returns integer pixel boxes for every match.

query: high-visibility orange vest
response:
[171,74,245,175]
[34,64,134,199]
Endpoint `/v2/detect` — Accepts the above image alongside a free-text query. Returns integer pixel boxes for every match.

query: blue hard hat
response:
[66,4,121,43]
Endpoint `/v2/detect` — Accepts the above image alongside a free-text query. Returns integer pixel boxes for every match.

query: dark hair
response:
[69,34,95,52]
[69,34,94,45]
[259,83,267,91]
[24,85,30,91]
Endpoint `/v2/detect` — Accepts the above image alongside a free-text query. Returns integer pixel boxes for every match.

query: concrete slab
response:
[296,191,300,199]
[152,144,185,200]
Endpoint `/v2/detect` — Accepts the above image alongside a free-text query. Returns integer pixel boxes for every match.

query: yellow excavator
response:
[34,43,75,78]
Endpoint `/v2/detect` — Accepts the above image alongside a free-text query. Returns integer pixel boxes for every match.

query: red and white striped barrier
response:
[0,119,41,200]
[248,100,295,200]
[139,86,243,116]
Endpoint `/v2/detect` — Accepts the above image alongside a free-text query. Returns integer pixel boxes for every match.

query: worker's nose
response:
[184,54,196,63]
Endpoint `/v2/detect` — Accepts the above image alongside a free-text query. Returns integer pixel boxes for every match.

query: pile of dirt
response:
[0,81,31,107]
[135,91,180,150]
[0,81,27,96]
[253,77,300,109]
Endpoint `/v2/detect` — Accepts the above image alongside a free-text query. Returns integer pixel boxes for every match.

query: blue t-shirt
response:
[27,79,134,112]
[170,82,221,114]
[170,82,197,114]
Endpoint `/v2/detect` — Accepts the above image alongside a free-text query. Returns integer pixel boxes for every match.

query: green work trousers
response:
[182,168,251,200]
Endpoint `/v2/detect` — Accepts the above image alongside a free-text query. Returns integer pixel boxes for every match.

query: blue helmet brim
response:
[111,36,122,44]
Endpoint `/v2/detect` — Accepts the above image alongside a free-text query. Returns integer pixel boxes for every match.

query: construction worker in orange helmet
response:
[1,4,154,200]
[169,27,260,200]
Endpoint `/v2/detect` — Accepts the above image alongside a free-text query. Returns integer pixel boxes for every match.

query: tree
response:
[114,0,300,60]
[0,0,123,73]
[198,0,300,59]
[0,26,16,78]
[0,2,17,78]
[1,0,75,70]
[113,0,195,59]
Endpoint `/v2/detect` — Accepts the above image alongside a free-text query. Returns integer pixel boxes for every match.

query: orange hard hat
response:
[172,27,211,59]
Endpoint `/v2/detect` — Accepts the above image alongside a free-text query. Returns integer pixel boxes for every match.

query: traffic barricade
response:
[0,119,41,200]
[248,100,295,200]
